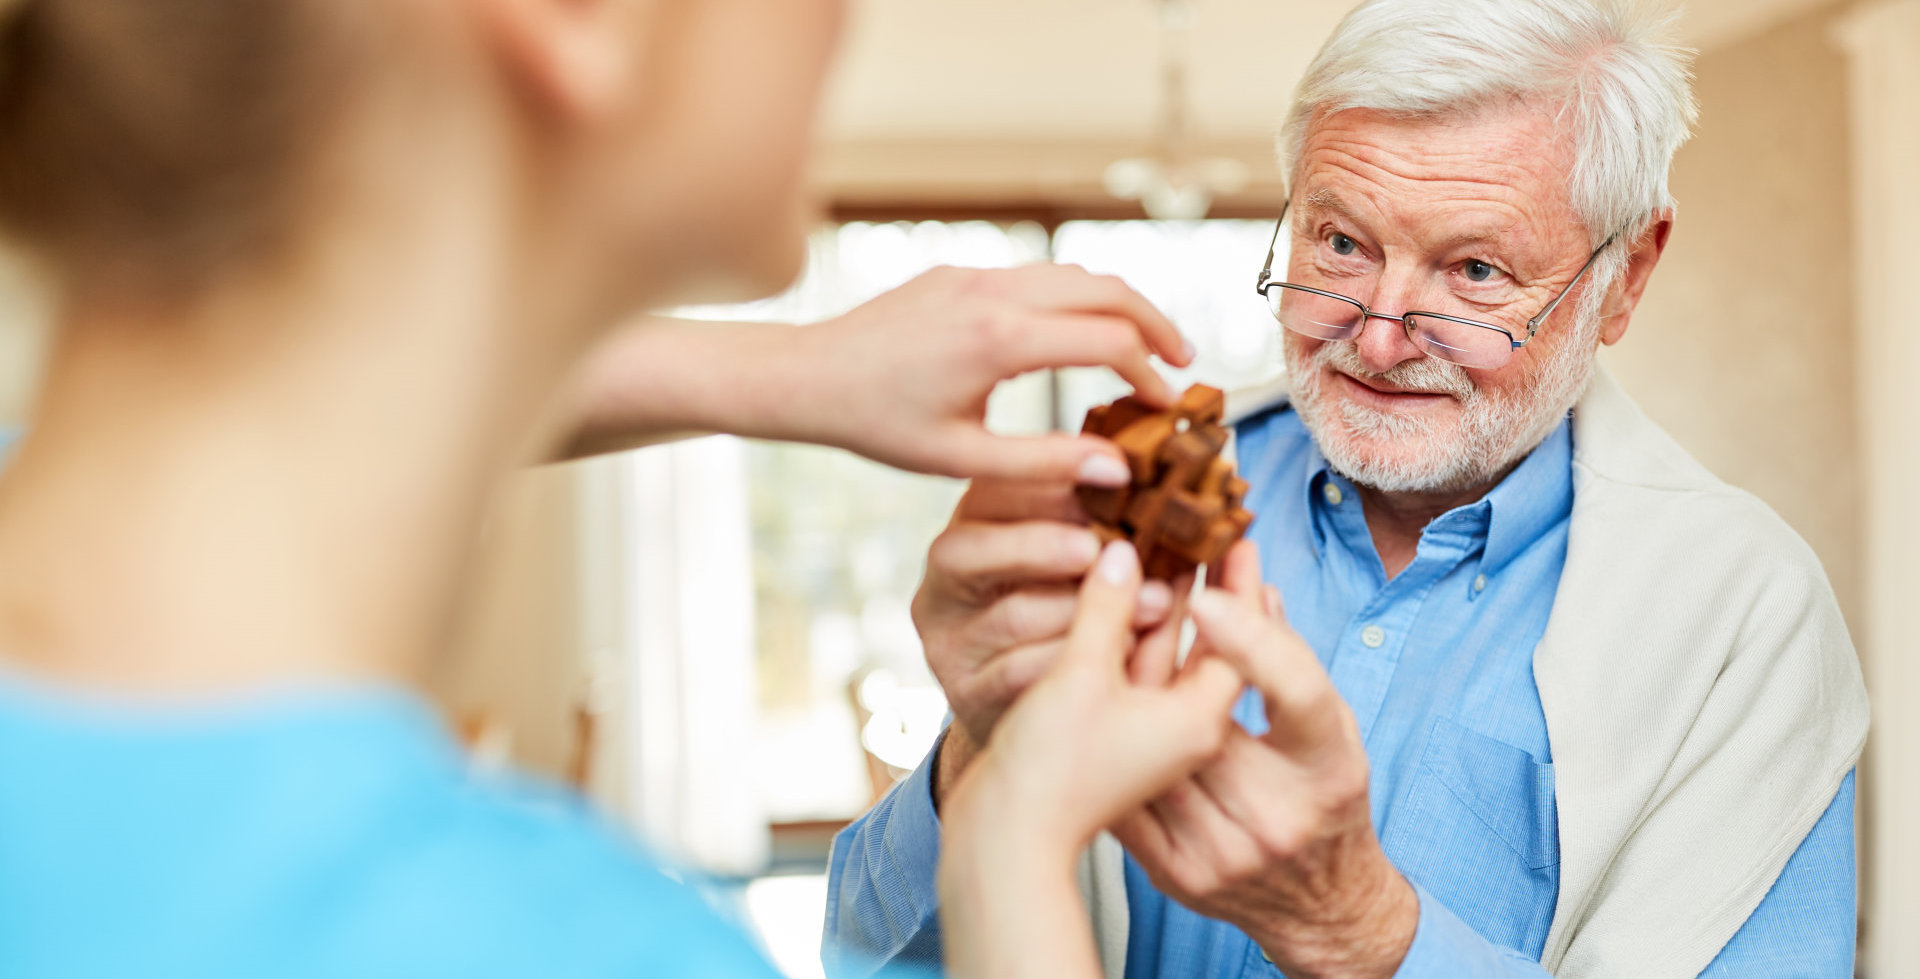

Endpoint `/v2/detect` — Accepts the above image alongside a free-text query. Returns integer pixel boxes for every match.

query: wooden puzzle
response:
[1076,384,1254,580]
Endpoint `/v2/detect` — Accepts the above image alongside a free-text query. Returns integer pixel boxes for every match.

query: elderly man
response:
[824,0,1868,976]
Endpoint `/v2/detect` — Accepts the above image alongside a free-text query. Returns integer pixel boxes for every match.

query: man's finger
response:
[928,520,1102,591]
[1149,777,1262,880]
[965,583,1169,651]
[1170,652,1247,722]
[1128,573,1193,686]
[968,640,1065,716]
[953,479,1087,524]
[1218,540,1263,599]
[1110,807,1178,876]
[1191,728,1308,846]
[999,264,1193,370]
[1190,587,1346,750]
[1061,540,1143,673]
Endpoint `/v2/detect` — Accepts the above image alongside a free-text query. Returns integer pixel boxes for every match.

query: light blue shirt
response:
[825,406,1855,977]
[0,675,783,979]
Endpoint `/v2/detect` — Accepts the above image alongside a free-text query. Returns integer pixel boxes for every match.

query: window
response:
[613,218,1286,976]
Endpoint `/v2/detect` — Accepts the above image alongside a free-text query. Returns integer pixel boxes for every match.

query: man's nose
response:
[1351,275,1427,373]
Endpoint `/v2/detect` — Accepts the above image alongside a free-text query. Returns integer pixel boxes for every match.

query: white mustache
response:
[1314,341,1476,403]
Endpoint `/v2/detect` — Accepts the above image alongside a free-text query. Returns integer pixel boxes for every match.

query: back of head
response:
[1281,0,1699,251]
[0,0,360,304]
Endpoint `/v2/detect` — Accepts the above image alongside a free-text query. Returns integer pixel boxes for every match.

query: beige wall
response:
[1836,2,1920,973]
[1606,0,1862,628]
[432,462,590,780]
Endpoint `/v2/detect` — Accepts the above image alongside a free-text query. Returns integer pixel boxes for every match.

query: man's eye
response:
[1463,259,1501,283]
[1329,233,1357,256]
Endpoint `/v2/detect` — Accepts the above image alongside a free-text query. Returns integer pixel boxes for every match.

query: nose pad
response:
[1351,311,1426,373]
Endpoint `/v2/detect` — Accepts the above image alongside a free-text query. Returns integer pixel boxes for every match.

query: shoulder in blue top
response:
[0,673,780,979]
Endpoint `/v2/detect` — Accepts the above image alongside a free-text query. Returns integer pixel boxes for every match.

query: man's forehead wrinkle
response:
[1298,156,1538,242]
[1301,105,1582,221]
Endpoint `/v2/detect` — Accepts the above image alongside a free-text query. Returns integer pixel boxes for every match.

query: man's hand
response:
[913,479,1179,806]
[560,264,1193,484]
[1112,543,1419,979]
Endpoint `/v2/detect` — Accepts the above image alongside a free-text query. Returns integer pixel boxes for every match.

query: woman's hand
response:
[936,540,1243,979]
[559,264,1192,484]
[784,264,1190,483]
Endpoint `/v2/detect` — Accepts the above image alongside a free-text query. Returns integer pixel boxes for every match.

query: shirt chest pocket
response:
[1382,716,1560,956]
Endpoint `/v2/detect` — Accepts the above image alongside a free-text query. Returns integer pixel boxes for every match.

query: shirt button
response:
[1360,624,1386,648]
[1473,574,1488,593]
[1322,482,1345,506]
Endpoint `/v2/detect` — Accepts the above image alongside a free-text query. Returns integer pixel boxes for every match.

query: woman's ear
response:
[1599,212,1674,347]
[471,0,642,123]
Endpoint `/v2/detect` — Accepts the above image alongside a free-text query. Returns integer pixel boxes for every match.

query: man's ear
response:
[1598,212,1673,347]
[471,0,638,123]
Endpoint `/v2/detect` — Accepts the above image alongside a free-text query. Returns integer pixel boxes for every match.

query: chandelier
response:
[1104,0,1249,220]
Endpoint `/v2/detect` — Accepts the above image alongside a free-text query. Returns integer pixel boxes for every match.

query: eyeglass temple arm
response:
[1526,230,1622,333]
[1255,199,1293,292]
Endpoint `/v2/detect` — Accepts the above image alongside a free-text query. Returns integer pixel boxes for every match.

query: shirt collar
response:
[1299,416,1574,577]
[1479,418,1575,577]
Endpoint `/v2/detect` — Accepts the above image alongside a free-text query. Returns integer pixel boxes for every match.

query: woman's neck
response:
[0,194,587,696]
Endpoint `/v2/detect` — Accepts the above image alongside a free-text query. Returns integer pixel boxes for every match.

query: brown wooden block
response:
[1075,383,1254,581]
[1175,385,1226,425]
[1143,548,1190,582]
[1090,405,1121,435]
[1124,486,1171,540]
[1086,396,1154,437]
[1223,475,1250,510]
[1076,485,1130,526]
[1158,491,1221,554]
[1163,427,1227,491]
[1197,458,1231,498]
[1112,415,1176,484]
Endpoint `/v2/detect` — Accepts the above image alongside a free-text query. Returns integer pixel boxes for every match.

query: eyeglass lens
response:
[1264,285,1514,370]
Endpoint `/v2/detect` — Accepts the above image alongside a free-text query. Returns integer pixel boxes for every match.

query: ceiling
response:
[821,0,1840,141]
[811,0,1845,206]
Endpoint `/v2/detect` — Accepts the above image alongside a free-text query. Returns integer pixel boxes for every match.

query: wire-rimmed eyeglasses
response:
[1253,199,1619,371]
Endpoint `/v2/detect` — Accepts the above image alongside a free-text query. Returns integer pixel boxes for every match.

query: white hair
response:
[1280,0,1699,291]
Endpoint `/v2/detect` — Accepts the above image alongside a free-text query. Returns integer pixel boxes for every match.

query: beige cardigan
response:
[1081,367,1870,978]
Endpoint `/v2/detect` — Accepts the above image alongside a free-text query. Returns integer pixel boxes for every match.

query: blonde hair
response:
[0,0,358,301]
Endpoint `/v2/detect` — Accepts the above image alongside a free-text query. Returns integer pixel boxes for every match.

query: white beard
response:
[1284,315,1600,494]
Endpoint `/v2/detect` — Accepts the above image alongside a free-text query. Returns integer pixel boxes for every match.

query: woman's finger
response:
[993,311,1176,408]
[998,264,1193,370]
[934,428,1136,487]
[1061,540,1143,674]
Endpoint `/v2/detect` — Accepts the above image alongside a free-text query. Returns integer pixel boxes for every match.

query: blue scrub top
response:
[0,674,784,979]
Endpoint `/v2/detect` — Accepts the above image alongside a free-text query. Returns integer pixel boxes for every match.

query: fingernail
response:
[1181,337,1198,364]
[1138,581,1173,616]
[1078,453,1132,487]
[1095,540,1138,584]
